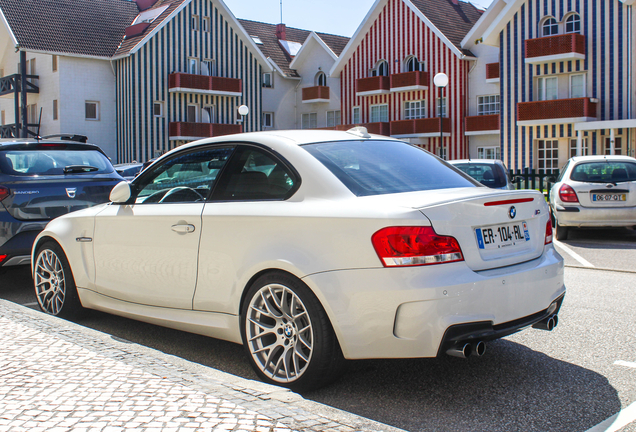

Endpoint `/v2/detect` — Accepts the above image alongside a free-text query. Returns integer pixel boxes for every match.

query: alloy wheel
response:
[34,249,66,315]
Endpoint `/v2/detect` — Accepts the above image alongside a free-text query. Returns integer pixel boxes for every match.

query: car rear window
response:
[570,161,636,183]
[303,140,478,196]
[451,162,508,188]
[0,149,114,176]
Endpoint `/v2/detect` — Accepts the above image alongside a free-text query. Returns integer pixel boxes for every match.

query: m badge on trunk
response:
[66,188,77,199]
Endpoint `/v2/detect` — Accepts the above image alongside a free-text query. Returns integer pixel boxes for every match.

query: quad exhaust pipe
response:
[532,314,559,331]
[446,340,486,358]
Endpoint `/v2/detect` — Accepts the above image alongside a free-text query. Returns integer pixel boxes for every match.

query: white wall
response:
[262,71,299,130]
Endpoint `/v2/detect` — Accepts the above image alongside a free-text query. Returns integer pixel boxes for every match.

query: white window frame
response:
[370,104,389,123]
[569,73,586,98]
[316,71,327,87]
[51,55,57,72]
[202,105,214,123]
[187,104,198,123]
[301,112,317,129]
[404,100,426,120]
[569,138,588,157]
[201,59,215,76]
[188,58,198,75]
[537,76,558,101]
[153,101,163,118]
[263,112,274,128]
[436,97,447,117]
[53,100,58,121]
[565,13,581,34]
[202,16,210,32]
[85,101,99,121]
[326,110,341,127]
[605,137,623,155]
[477,95,500,115]
[352,106,361,124]
[542,17,558,36]
[370,60,389,77]
[477,146,501,159]
[536,139,560,171]
[191,15,199,31]
[262,72,273,88]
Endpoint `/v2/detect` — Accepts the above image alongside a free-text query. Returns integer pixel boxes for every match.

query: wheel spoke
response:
[35,249,66,316]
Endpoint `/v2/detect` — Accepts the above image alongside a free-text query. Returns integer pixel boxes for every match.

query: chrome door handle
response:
[171,224,196,233]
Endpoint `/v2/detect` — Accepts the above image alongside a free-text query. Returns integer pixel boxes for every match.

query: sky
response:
[223,0,494,38]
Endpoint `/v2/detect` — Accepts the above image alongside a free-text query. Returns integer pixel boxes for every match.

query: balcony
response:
[355,76,390,97]
[302,86,330,103]
[517,97,597,125]
[486,63,499,83]
[390,118,450,138]
[169,122,242,140]
[525,33,585,64]
[320,122,391,136]
[465,114,500,135]
[168,73,242,96]
[390,71,429,92]
[0,74,39,97]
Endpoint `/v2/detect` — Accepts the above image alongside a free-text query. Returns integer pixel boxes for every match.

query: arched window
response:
[374,60,389,77]
[542,17,558,36]
[405,56,421,72]
[565,13,581,33]
[316,71,327,86]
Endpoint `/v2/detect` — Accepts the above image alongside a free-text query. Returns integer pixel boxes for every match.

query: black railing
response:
[0,74,40,97]
[0,124,40,138]
[509,168,560,199]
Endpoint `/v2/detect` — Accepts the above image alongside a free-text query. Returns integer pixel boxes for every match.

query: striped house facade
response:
[331,0,483,160]
[113,0,269,163]
[469,0,634,171]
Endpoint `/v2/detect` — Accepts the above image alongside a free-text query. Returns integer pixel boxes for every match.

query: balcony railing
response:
[320,122,391,136]
[169,122,241,140]
[0,124,40,138]
[517,97,597,125]
[168,73,242,96]
[525,33,585,63]
[0,74,39,97]
[486,63,500,81]
[302,86,330,103]
[390,71,429,92]
[465,114,500,135]
[355,76,390,96]
[390,118,450,137]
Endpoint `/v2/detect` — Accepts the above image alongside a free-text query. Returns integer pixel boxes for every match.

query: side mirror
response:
[110,181,131,203]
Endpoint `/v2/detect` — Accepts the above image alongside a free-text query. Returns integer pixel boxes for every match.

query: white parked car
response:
[549,155,636,240]
[32,128,565,391]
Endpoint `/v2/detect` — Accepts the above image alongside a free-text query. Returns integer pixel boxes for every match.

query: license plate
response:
[592,193,627,202]
[476,221,530,250]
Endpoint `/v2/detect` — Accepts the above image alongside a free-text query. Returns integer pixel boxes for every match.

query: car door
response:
[92,145,235,309]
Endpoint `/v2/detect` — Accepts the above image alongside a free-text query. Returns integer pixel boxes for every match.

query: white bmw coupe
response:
[32,128,565,391]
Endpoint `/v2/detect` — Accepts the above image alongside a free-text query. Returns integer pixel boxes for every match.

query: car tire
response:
[555,220,569,241]
[33,241,84,319]
[240,271,345,392]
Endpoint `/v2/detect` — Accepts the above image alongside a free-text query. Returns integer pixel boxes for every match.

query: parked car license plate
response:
[591,193,627,201]
[475,221,530,250]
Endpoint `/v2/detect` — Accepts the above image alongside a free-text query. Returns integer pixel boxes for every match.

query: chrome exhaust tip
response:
[473,340,486,357]
[446,342,472,358]
[532,314,558,331]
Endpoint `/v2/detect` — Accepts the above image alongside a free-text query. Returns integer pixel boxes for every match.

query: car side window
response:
[213,146,297,201]
[134,146,235,204]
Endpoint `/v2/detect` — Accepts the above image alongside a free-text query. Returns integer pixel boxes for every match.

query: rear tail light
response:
[545,219,553,245]
[0,255,7,264]
[0,186,9,202]
[558,184,579,203]
[372,226,464,267]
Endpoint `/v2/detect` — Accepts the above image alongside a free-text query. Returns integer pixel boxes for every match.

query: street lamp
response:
[238,105,249,132]
[433,72,448,160]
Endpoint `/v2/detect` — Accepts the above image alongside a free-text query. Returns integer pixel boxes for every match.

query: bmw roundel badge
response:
[508,206,516,219]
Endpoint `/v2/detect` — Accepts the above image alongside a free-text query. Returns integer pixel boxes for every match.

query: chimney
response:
[450,0,459,5]
[276,23,286,40]
[136,0,160,11]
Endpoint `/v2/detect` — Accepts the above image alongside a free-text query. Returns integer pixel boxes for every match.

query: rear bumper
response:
[0,209,47,267]
[554,204,636,227]
[302,247,565,360]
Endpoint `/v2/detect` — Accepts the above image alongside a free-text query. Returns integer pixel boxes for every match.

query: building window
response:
[191,15,199,31]
[537,139,559,171]
[53,100,58,121]
[477,95,500,115]
[478,146,500,159]
[542,17,558,36]
[85,101,99,120]
[316,71,327,86]
[188,58,198,75]
[404,100,425,120]
[569,138,588,157]
[1,110,5,125]
[301,112,317,129]
[326,110,341,127]
[436,97,447,117]
[263,112,274,128]
[405,56,423,72]
[202,106,214,123]
[370,60,389,77]
[565,13,581,34]
[605,137,623,155]
[52,55,58,72]
[262,72,273,88]
[153,102,163,117]
[187,104,198,123]
[201,59,215,76]
[352,107,360,124]
[537,76,558,101]
[370,104,388,123]
[202,16,210,32]
[570,74,585,98]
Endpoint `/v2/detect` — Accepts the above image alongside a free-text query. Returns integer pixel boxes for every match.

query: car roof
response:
[0,138,106,154]
[448,159,504,164]
[569,155,636,163]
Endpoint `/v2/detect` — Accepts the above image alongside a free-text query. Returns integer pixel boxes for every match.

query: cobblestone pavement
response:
[0,300,403,432]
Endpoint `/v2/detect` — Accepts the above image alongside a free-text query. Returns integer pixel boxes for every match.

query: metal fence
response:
[509,168,560,199]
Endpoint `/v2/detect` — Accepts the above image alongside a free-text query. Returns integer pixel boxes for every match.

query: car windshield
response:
[452,162,508,188]
[570,161,636,183]
[303,140,478,196]
[0,150,114,176]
